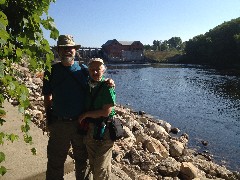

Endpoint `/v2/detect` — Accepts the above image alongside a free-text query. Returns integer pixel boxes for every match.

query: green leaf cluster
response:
[0,166,6,176]
[0,0,59,176]
[144,38,184,52]
[0,0,58,70]
[0,132,19,144]
[184,17,240,66]
[31,147,37,155]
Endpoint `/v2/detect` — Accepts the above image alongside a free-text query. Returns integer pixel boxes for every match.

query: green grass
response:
[144,50,183,63]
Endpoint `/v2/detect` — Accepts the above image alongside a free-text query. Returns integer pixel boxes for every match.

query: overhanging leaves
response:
[31,148,37,155]
[6,133,19,143]
[0,118,6,126]
[0,152,5,163]
[0,109,6,117]
[0,132,4,145]
[0,11,8,29]
[0,165,7,176]
[0,0,58,175]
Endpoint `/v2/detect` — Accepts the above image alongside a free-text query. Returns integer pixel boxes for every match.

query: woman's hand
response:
[105,78,115,87]
[78,104,113,123]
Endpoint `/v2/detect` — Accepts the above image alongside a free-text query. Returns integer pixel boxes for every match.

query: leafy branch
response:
[0,0,59,176]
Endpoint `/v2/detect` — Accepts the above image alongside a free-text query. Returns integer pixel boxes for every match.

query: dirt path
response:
[1,101,75,180]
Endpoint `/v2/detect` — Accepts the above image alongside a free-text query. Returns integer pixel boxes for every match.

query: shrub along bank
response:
[144,50,183,63]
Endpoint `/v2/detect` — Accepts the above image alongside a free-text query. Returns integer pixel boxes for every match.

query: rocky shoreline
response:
[8,63,240,179]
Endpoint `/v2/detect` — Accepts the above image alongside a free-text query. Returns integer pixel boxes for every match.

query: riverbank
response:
[2,62,240,179]
[2,62,239,179]
[144,51,240,76]
[144,50,183,63]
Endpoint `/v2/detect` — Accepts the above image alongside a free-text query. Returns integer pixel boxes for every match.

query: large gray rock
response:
[158,120,172,133]
[193,159,236,180]
[180,162,204,180]
[145,137,169,158]
[169,140,184,157]
[123,126,136,140]
[139,116,148,124]
[149,122,170,140]
[155,157,181,177]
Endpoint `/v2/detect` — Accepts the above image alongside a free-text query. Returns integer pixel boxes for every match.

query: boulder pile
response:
[9,62,240,180]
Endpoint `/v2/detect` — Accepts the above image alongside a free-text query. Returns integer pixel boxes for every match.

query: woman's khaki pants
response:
[84,123,114,180]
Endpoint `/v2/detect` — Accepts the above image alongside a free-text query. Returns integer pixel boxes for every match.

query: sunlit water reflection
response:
[106,63,240,171]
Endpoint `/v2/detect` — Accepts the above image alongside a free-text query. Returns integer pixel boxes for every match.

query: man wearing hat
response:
[42,35,105,179]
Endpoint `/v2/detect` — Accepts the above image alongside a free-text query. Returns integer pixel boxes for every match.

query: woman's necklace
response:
[88,80,100,92]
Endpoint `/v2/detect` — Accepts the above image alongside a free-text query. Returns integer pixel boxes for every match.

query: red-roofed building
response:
[102,39,145,63]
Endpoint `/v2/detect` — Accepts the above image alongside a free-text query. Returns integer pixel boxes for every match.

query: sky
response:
[44,0,240,48]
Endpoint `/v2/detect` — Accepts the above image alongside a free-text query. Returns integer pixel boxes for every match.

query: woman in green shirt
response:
[78,58,115,180]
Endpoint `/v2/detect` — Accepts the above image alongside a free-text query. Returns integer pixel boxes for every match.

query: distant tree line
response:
[183,17,240,66]
[144,37,184,51]
[145,18,240,67]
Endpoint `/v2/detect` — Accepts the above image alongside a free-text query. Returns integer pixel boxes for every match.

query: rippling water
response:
[105,63,240,171]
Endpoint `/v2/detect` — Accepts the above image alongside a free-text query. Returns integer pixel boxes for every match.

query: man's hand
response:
[105,78,115,87]
[46,108,53,126]
[78,112,87,124]
[44,95,53,126]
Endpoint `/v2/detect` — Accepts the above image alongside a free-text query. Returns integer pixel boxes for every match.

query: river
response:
[105,63,240,172]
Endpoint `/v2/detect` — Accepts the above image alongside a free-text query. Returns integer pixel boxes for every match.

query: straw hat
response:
[53,35,81,49]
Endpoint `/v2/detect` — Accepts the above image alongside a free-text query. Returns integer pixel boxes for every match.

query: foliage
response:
[144,49,183,63]
[152,40,161,51]
[144,37,184,52]
[143,44,151,50]
[167,37,183,50]
[144,37,184,62]
[184,17,240,66]
[160,40,169,51]
[0,0,59,176]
